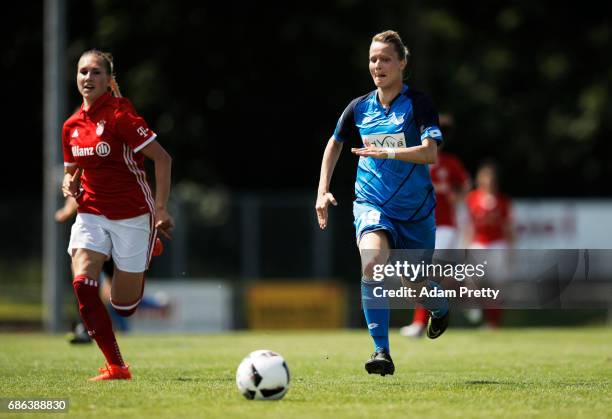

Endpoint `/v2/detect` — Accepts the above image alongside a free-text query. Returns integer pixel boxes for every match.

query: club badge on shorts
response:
[96,120,106,136]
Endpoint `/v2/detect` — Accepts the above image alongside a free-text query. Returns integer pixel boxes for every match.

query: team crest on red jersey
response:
[96,141,111,157]
[96,120,106,136]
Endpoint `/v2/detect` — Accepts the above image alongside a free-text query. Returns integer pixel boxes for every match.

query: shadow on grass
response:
[465,380,512,385]
[175,376,234,382]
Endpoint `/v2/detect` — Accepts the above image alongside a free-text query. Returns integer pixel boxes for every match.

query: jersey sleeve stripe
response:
[420,126,443,142]
[132,134,157,153]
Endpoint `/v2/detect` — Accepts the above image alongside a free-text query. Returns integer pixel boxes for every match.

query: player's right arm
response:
[55,196,78,223]
[61,123,82,199]
[316,138,342,229]
[61,166,82,198]
[448,156,472,205]
[316,98,360,229]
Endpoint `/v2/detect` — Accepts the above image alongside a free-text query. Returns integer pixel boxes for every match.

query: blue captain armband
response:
[420,126,443,142]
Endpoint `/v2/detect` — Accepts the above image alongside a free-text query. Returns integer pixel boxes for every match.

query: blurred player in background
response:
[400,113,471,337]
[62,49,173,380]
[464,160,513,328]
[316,30,448,376]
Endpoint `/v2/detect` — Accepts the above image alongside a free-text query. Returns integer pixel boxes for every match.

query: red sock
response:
[484,308,503,328]
[73,275,125,367]
[413,305,429,324]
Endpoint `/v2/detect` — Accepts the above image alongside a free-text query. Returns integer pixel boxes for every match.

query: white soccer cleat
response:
[399,322,426,338]
[464,308,483,325]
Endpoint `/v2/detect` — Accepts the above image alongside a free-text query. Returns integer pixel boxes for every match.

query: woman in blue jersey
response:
[316,30,449,376]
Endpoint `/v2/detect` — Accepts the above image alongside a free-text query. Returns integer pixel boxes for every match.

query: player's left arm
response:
[117,102,175,239]
[449,158,473,204]
[140,141,174,239]
[351,137,438,164]
[352,91,441,164]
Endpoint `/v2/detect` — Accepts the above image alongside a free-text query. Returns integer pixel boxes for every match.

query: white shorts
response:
[469,240,510,281]
[435,226,458,249]
[68,213,156,273]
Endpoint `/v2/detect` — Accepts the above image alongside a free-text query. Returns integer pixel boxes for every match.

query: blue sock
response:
[361,279,390,353]
[421,280,449,318]
[107,303,130,332]
[140,295,163,309]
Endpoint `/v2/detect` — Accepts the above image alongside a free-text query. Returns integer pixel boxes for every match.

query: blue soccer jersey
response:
[333,84,443,221]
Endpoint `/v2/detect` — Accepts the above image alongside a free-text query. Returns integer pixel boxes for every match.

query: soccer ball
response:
[236,349,290,400]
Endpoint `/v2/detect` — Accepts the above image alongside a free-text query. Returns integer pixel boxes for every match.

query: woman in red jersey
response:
[465,161,513,249]
[61,49,173,381]
[464,160,513,328]
[400,114,471,338]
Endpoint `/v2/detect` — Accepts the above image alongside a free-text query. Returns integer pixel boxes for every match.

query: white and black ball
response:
[236,350,290,400]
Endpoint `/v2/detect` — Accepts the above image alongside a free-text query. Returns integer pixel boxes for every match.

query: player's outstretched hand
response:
[62,168,82,198]
[351,147,390,159]
[315,192,338,230]
[155,208,175,240]
[55,197,78,223]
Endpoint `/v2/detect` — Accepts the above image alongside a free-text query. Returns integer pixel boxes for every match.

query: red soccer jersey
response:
[430,152,469,227]
[465,189,511,244]
[62,92,157,220]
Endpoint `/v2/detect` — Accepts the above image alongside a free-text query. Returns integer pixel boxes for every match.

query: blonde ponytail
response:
[109,75,122,98]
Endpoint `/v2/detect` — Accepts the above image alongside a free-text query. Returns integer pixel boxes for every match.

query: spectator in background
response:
[400,113,471,338]
[464,160,513,328]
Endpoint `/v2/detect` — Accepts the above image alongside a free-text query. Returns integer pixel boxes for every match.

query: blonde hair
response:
[80,49,122,97]
[372,30,410,61]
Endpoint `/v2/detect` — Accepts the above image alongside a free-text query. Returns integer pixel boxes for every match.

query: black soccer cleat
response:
[427,310,450,339]
[68,322,92,344]
[365,348,395,376]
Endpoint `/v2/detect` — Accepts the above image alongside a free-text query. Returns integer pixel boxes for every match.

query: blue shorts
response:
[353,201,436,250]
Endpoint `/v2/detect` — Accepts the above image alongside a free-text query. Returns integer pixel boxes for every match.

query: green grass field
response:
[1,328,610,418]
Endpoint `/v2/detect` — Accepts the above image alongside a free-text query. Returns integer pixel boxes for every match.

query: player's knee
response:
[362,257,382,280]
[361,249,389,279]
